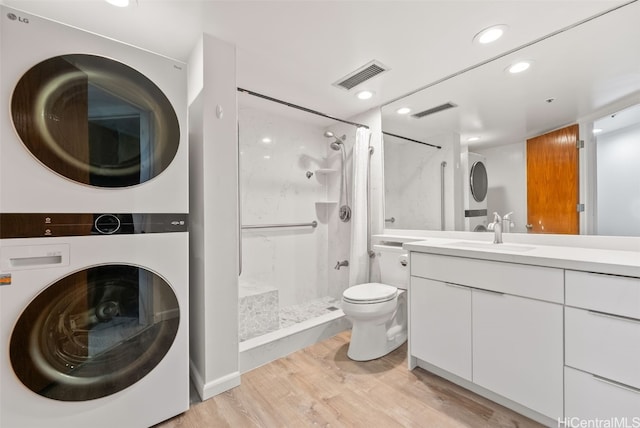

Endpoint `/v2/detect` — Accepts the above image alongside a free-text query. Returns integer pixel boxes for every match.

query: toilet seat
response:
[343,283,398,304]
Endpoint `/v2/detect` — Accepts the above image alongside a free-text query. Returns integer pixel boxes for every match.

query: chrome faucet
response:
[489,212,503,244]
[503,212,515,233]
[334,260,349,270]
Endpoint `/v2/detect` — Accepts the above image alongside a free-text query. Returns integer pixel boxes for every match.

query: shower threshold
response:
[239,308,349,373]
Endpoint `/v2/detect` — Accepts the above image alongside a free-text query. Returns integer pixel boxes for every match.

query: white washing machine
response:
[461,152,488,231]
[0,214,189,427]
[0,6,188,213]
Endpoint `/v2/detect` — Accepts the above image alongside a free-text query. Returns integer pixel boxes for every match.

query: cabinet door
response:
[410,277,472,380]
[472,290,563,419]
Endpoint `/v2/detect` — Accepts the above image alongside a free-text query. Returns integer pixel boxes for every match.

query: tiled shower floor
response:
[239,295,342,342]
[279,296,342,329]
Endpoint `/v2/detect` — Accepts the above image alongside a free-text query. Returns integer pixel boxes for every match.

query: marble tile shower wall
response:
[385,138,452,230]
[239,106,332,310]
[325,122,356,291]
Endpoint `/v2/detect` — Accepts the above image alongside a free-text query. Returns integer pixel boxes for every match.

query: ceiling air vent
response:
[333,60,389,91]
[412,102,458,118]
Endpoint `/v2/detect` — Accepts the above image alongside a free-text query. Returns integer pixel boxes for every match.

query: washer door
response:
[11,54,180,188]
[474,224,488,232]
[9,264,180,401]
[469,160,488,202]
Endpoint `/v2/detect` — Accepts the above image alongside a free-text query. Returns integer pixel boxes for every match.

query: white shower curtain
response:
[348,127,371,286]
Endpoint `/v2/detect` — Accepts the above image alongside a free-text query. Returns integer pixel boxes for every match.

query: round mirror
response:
[470,160,488,202]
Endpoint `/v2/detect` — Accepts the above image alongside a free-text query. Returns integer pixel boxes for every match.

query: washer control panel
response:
[0,213,188,238]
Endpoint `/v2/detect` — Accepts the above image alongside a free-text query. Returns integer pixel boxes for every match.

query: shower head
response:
[330,141,342,151]
[324,131,345,150]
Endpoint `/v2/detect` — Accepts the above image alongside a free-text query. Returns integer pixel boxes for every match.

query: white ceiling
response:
[383,0,640,149]
[2,0,635,125]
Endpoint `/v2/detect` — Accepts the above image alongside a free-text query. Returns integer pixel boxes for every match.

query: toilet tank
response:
[373,244,409,289]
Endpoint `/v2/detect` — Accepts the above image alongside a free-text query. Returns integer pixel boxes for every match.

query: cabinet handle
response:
[473,288,505,296]
[588,310,640,324]
[445,282,468,290]
[593,374,640,394]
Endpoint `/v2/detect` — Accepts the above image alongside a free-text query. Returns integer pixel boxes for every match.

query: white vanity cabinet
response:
[410,252,564,422]
[564,270,640,419]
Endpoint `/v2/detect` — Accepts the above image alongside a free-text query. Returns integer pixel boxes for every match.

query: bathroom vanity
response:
[403,238,640,426]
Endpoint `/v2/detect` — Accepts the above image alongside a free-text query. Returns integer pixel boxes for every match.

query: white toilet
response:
[342,244,409,361]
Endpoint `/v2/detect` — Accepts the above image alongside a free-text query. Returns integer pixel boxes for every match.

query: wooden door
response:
[526,124,579,234]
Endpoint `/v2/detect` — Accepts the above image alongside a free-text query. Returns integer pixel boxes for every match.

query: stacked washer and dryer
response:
[1,7,189,428]
[461,152,489,232]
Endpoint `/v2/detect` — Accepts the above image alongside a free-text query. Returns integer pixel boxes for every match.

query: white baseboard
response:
[189,360,241,401]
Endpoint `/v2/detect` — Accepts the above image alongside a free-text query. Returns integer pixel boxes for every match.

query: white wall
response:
[476,142,528,233]
[238,105,330,307]
[188,33,240,401]
[596,123,640,236]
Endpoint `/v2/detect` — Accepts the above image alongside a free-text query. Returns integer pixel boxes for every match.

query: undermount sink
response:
[446,241,536,252]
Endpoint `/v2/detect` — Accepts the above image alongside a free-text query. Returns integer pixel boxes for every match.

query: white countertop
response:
[403,238,640,277]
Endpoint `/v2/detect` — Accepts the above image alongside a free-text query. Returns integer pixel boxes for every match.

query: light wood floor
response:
[155,331,544,428]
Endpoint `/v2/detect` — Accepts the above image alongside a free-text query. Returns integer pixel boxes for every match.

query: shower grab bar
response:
[242,221,318,230]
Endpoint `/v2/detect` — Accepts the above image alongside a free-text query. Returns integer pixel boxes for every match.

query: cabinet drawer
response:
[565,366,640,420]
[566,270,640,318]
[565,307,640,389]
[410,252,563,303]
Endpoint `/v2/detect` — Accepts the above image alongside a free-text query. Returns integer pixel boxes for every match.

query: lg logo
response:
[7,13,29,24]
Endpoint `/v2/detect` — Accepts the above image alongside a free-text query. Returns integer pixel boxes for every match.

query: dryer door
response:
[469,160,488,203]
[11,54,180,188]
[9,264,180,401]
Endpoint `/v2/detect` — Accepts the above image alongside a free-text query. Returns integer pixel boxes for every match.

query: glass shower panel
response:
[238,93,342,342]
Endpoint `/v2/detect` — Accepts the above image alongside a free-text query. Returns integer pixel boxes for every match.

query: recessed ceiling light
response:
[105,0,129,7]
[356,90,374,100]
[467,136,481,142]
[507,61,531,74]
[593,128,603,134]
[473,25,508,44]
[261,137,272,144]
[396,107,411,115]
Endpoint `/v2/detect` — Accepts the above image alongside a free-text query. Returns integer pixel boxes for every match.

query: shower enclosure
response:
[237,91,354,352]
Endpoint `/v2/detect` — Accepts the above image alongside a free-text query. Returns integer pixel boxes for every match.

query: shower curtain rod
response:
[237,88,370,130]
[382,131,441,149]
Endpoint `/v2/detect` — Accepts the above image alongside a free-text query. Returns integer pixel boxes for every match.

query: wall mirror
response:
[381,1,640,236]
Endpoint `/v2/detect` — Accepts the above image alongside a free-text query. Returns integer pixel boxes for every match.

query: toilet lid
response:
[343,283,398,304]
